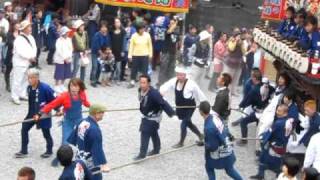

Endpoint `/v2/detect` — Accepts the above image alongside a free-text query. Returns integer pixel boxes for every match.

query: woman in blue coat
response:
[199,101,242,180]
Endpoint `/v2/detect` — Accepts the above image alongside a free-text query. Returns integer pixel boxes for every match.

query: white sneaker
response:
[12,98,21,105]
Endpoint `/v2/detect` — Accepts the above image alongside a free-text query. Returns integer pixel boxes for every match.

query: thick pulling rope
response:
[92,136,261,175]
[0,106,248,128]
[2,105,257,174]
[92,143,198,175]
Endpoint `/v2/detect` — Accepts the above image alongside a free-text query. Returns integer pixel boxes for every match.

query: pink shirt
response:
[214,40,227,60]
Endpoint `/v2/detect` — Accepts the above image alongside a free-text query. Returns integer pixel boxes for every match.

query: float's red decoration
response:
[261,0,287,21]
[96,0,190,13]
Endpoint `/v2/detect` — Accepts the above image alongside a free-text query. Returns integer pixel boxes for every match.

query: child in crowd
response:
[277,156,300,180]
[99,46,115,86]
[17,167,35,180]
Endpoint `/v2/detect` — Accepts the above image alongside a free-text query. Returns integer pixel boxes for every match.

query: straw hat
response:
[19,20,31,31]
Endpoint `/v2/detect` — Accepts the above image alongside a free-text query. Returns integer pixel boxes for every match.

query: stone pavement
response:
[0,54,276,179]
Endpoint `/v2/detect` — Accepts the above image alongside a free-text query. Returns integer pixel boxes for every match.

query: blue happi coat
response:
[183,33,199,65]
[289,25,308,41]
[47,22,59,50]
[205,114,236,169]
[299,31,320,54]
[139,87,175,133]
[59,160,93,180]
[288,103,299,122]
[278,19,296,38]
[299,113,320,146]
[91,31,111,54]
[260,116,289,171]
[68,116,107,172]
[243,79,254,98]
[26,81,55,129]
[239,83,263,109]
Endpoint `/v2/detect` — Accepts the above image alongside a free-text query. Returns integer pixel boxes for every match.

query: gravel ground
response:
[0,53,276,179]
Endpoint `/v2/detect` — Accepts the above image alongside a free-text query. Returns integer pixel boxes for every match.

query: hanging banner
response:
[96,0,190,13]
[261,0,287,21]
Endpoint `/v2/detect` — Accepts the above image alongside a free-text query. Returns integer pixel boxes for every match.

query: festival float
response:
[255,0,320,102]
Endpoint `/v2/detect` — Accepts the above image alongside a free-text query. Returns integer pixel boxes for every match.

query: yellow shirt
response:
[128,32,153,59]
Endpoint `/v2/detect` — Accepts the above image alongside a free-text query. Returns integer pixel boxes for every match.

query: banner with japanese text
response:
[261,0,287,21]
[96,0,190,13]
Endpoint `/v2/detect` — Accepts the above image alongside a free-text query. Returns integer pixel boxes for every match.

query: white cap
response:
[19,20,31,31]
[73,19,84,29]
[4,2,12,7]
[199,31,211,41]
[262,77,269,84]
[60,26,70,35]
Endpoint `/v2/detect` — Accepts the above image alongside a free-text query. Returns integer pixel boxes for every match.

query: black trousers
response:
[130,56,149,81]
[21,121,53,154]
[47,47,55,64]
[36,47,41,66]
[139,131,160,157]
[4,62,12,88]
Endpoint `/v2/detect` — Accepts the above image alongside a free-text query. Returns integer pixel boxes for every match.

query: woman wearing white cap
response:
[72,19,88,82]
[160,65,207,148]
[53,26,73,93]
[189,30,211,84]
[11,20,37,105]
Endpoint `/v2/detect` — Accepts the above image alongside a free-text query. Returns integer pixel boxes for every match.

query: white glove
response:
[171,115,180,121]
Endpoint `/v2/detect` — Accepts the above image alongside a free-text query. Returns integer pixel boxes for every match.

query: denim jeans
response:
[90,53,100,83]
[120,52,128,80]
[113,61,121,81]
[62,117,79,145]
[21,122,53,154]
[72,52,86,81]
[206,163,243,180]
